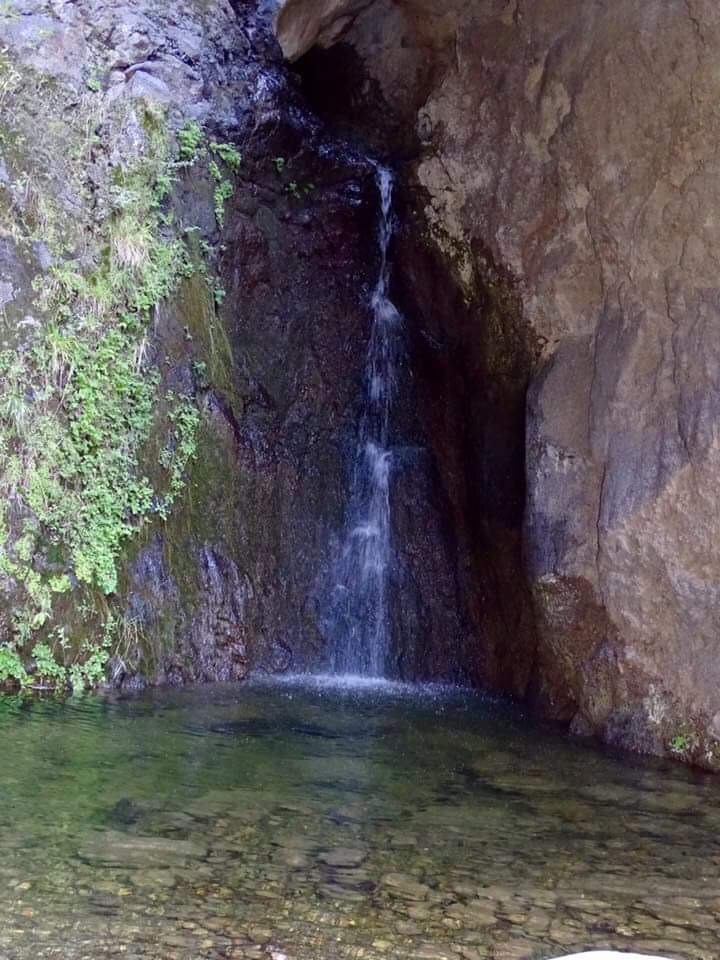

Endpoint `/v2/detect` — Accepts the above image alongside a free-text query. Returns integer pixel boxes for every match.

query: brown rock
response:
[276,0,720,768]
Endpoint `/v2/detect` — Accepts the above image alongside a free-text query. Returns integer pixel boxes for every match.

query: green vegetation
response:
[286,179,315,201]
[179,125,242,226]
[669,733,692,754]
[271,156,314,201]
[0,80,241,688]
[0,40,246,691]
[0,644,27,686]
[157,395,200,520]
[0,105,195,616]
[31,641,67,685]
[0,618,116,692]
[209,159,235,227]
[85,69,103,93]
[210,140,242,172]
[214,180,234,227]
[177,119,204,164]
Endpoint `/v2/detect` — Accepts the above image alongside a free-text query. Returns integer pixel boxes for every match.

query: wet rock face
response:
[0,0,381,683]
[387,194,539,691]
[123,5,384,681]
[204,120,381,678]
[276,0,720,766]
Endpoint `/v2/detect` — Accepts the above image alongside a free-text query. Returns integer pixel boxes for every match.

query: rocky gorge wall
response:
[4,0,720,773]
[0,0,477,692]
[0,0,384,686]
[276,0,720,768]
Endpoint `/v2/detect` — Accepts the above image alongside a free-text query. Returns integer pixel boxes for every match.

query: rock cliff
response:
[0,0,477,692]
[276,0,720,768]
[0,0,386,686]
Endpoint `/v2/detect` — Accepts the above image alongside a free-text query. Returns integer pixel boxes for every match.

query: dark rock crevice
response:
[389,187,541,693]
[279,41,543,692]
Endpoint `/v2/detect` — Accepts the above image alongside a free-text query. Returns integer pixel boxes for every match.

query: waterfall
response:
[326,166,403,677]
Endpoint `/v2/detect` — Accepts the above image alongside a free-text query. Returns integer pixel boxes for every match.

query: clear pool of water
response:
[0,674,717,960]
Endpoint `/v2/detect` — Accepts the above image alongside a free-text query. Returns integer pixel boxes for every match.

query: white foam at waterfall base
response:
[262,672,407,692]
[250,672,464,699]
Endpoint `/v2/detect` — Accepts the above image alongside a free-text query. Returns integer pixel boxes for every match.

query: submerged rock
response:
[78,830,207,868]
[381,871,431,901]
[318,847,367,867]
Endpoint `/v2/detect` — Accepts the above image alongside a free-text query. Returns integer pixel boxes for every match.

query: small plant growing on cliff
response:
[32,642,67,686]
[192,360,209,390]
[177,120,204,164]
[213,178,234,227]
[68,633,112,692]
[210,141,242,173]
[157,394,200,518]
[669,733,691,754]
[273,156,286,175]
[0,644,28,687]
[286,180,315,201]
[206,142,242,226]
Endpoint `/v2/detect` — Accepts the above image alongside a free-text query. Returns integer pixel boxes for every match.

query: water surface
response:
[0,676,717,960]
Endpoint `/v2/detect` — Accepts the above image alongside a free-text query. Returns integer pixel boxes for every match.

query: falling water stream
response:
[328,166,402,677]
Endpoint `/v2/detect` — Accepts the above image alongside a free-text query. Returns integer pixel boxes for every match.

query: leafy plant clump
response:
[209,159,235,227]
[177,119,204,164]
[271,155,315,202]
[286,179,315,201]
[0,644,27,687]
[210,140,242,173]
[669,733,692,754]
[178,123,242,227]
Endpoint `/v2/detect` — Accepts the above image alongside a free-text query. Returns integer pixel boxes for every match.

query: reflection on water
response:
[0,676,717,960]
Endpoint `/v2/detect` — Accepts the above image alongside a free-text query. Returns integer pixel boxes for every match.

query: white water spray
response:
[327,166,403,677]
